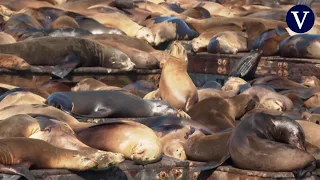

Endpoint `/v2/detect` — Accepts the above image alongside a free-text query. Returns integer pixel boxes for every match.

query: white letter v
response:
[291,11,310,29]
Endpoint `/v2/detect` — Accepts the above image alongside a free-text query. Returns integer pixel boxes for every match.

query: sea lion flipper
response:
[191,152,230,173]
[52,53,80,79]
[0,164,34,180]
[89,107,113,117]
[2,174,22,180]
[229,50,262,77]
[296,0,313,6]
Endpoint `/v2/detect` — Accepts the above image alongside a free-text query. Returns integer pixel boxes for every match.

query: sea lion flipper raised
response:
[52,52,80,79]
[0,164,34,180]
[296,0,314,6]
[229,50,263,77]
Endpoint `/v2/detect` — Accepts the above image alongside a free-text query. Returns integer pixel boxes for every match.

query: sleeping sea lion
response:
[0,53,30,71]
[301,76,320,87]
[229,112,315,177]
[180,6,211,19]
[197,88,235,101]
[251,75,306,90]
[50,15,80,28]
[296,120,320,148]
[46,90,181,118]
[76,120,162,165]
[0,36,135,78]
[0,32,16,44]
[71,78,122,92]
[0,90,45,109]
[221,77,247,92]
[207,31,248,54]
[159,41,198,111]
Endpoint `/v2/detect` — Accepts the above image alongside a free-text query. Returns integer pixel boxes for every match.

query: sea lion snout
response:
[131,140,162,165]
[136,27,155,45]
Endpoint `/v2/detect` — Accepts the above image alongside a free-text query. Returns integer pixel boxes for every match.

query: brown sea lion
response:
[0,32,16,44]
[149,21,177,46]
[0,53,30,71]
[241,86,293,111]
[180,6,211,19]
[304,93,320,108]
[221,77,247,92]
[29,116,125,169]
[41,80,73,94]
[3,13,43,32]
[0,114,39,138]
[4,0,53,11]
[181,2,234,17]
[280,34,320,59]
[229,112,315,177]
[302,76,320,88]
[71,78,122,92]
[123,80,157,94]
[188,94,256,132]
[207,31,248,54]
[184,130,231,162]
[197,88,236,101]
[251,76,306,90]
[136,1,178,16]
[159,41,198,111]
[0,36,135,78]
[88,13,155,44]
[192,25,242,52]
[76,120,162,165]
[296,120,320,148]
[50,15,80,29]
[0,91,45,109]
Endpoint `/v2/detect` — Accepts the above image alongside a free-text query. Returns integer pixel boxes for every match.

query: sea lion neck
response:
[163,56,187,70]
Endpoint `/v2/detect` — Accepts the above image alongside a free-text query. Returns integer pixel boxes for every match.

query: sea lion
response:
[197,88,235,101]
[159,41,198,111]
[159,2,185,13]
[0,53,30,71]
[184,130,232,162]
[304,92,320,108]
[0,104,90,130]
[148,21,177,46]
[188,94,256,132]
[180,6,211,19]
[96,40,159,69]
[71,78,121,92]
[136,1,178,16]
[191,25,242,52]
[123,80,157,93]
[76,120,162,165]
[301,76,320,88]
[29,116,125,169]
[134,116,213,160]
[50,15,80,28]
[251,75,306,90]
[41,80,72,94]
[207,31,248,54]
[280,34,320,59]
[88,13,155,44]
[296,120,320,148]
[3,13,43,32]
[221,77,247,92]
[0,36,135,78]
[241,86,293,111]
[229,112,315,177]
[4,0,53,11]
[46,90,181,118]
[0,90,45,109]
[201,81,222,89]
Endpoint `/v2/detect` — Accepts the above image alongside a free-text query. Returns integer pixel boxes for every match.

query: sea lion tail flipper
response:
[229,50,263,77]
[296,0,313,6]
[52,52,80,79]
[191,152,230,173]
[0,164,34,180]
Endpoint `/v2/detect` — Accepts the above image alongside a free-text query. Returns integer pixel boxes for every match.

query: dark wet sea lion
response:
[188,94,256,132]
[191,24,242,52]
[279,87,320,100]
[46,90,180,118]
[229,112,315,177]
[251,76,306,90]
[184,131,231,162]
[4,0,53,11]
[159,41,198,111]
[280,34,320,59]
[3,13,43,32]
[0,36,135,78]
[50,15,79,28]
[207,31,248,54]
[76,120,162,165]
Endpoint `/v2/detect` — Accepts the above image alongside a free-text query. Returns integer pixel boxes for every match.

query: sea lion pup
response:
[187,94,256,132]
[0,104,90,130]
[29,116,125,169]
[279,34,320,59]
[134,116,213,160]
[302,76,320,88]
[229,112,316,177]
[0,90,45,109]
[251,75,306,90]
[192,25,243,52]
[50,15,80,28]
[159,41,198,112]
[207,31,248,54]
[0,32,16,44]
[241,86,293,111]
[88,13,155,45]
[0,36,135,78]
[76,120,162,165]
[221,77,247,92]
[46,90,181,118]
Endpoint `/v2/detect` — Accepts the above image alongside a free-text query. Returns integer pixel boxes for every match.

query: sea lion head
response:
[260,98,283,112]
[151,22,177,46]
[272,115,306,150]
[301,76,320,88]
[222,77,247,92]
[45,93,74,112]
[191,37,206,52]
[148,100,179,116]
[304,93,320,108]
[168,40,188,62]
[163,139,187,160]
[136,27,155,45]
[131,139,162,165]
